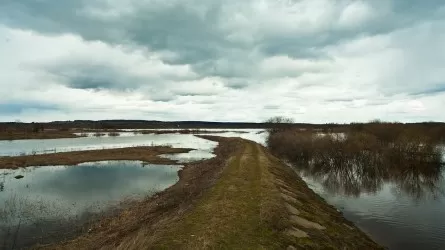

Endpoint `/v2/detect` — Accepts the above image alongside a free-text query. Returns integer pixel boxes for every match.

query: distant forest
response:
[1,119,445,131]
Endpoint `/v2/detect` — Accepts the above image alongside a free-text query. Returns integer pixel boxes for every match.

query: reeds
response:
[108,131,120,137]
[266,124,445,199]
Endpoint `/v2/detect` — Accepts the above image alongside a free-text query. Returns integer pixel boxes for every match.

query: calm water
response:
[0,161,181,224]
[5,130,443,249]
[295,160,445,250]
[0,130,266,247]
[0,129,265,163]
[0,133,217,157]
[0,161,181,247]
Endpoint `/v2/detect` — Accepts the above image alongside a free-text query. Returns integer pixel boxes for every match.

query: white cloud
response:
[322,20,445,96]
[259,56,333,77]
[337,1,378,29]
[0,24,196,102]
[1,0,445,123]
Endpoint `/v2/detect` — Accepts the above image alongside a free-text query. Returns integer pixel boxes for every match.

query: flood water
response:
[0,133,217,157]
[293,156,445,249]
[0,161,181,247]
[3,130,443,249]
[0,129,265,247]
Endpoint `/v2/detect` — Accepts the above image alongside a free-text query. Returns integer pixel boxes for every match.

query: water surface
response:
[0,130,268,247]
[0,129,265,163]
[0,161,181,247]
[0,161,181,224]
[294,159,445,250]
[0,133,217,157]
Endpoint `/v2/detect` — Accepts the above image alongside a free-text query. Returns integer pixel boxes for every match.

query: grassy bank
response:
[45,137,380,249]
[0,146,192,169]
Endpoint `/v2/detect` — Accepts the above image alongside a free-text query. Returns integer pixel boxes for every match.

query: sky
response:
[0,0,445,123]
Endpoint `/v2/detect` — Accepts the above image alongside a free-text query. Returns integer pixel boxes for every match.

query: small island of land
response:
[0,146,192,169]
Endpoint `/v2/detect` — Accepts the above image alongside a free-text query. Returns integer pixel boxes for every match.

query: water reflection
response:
[0,133,217,156]
[292,149,445,200]
[0,161,181,248]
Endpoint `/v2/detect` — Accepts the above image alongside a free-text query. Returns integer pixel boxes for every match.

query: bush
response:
[266,121,445,199]
[108,132,120,137]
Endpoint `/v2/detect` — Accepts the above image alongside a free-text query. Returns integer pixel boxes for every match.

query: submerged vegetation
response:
[93,132,106,137]
[267,118,445,199]
[53,137,380,249]
[108,131,120,137]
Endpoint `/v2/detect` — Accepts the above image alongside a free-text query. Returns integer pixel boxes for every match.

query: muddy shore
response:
[0,146,192,169]
[33,136,381,249]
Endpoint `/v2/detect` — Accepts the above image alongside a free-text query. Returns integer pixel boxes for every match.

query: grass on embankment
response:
[150,139,381,249]
[150,140,287,249]
[42,137,381,249]
[0,146,192,169]
[45,137,242,249]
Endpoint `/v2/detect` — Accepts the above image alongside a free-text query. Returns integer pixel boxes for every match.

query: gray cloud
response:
[1,0,445,122]
[46,63,143,90]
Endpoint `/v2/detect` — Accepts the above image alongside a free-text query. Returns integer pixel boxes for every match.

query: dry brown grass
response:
[268,129,443,167]
[0,131,81,141]
[148,142,287,249]
[0,146,192,169]
[263,150,382,249]
[39,136,241,249]
[267,128,444,200]
[40,137,381,249]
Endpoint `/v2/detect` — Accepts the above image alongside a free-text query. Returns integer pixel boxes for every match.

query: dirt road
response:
[49,137,381,249]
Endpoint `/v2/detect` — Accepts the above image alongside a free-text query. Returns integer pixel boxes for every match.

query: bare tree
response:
[265,116,294,134]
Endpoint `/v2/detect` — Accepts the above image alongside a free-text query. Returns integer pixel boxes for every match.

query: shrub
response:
[108,132,120,137]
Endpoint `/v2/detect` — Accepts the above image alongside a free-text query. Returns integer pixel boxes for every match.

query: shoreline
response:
[0,129,246,141]
[0,131,82,141]
[38,136,381,249]
[0,146,192,169]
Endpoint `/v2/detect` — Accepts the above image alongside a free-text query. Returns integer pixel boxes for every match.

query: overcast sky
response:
[1,0,444,123]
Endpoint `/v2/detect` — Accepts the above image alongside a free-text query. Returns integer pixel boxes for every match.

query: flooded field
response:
[0,161,181,248]
[0,129,265,157]
[0,129,266,247]
[281,141,445,249]
[2,129,444,249]
[298,166,445,249]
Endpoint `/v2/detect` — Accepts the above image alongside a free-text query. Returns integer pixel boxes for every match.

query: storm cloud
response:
[1,0,444,122]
